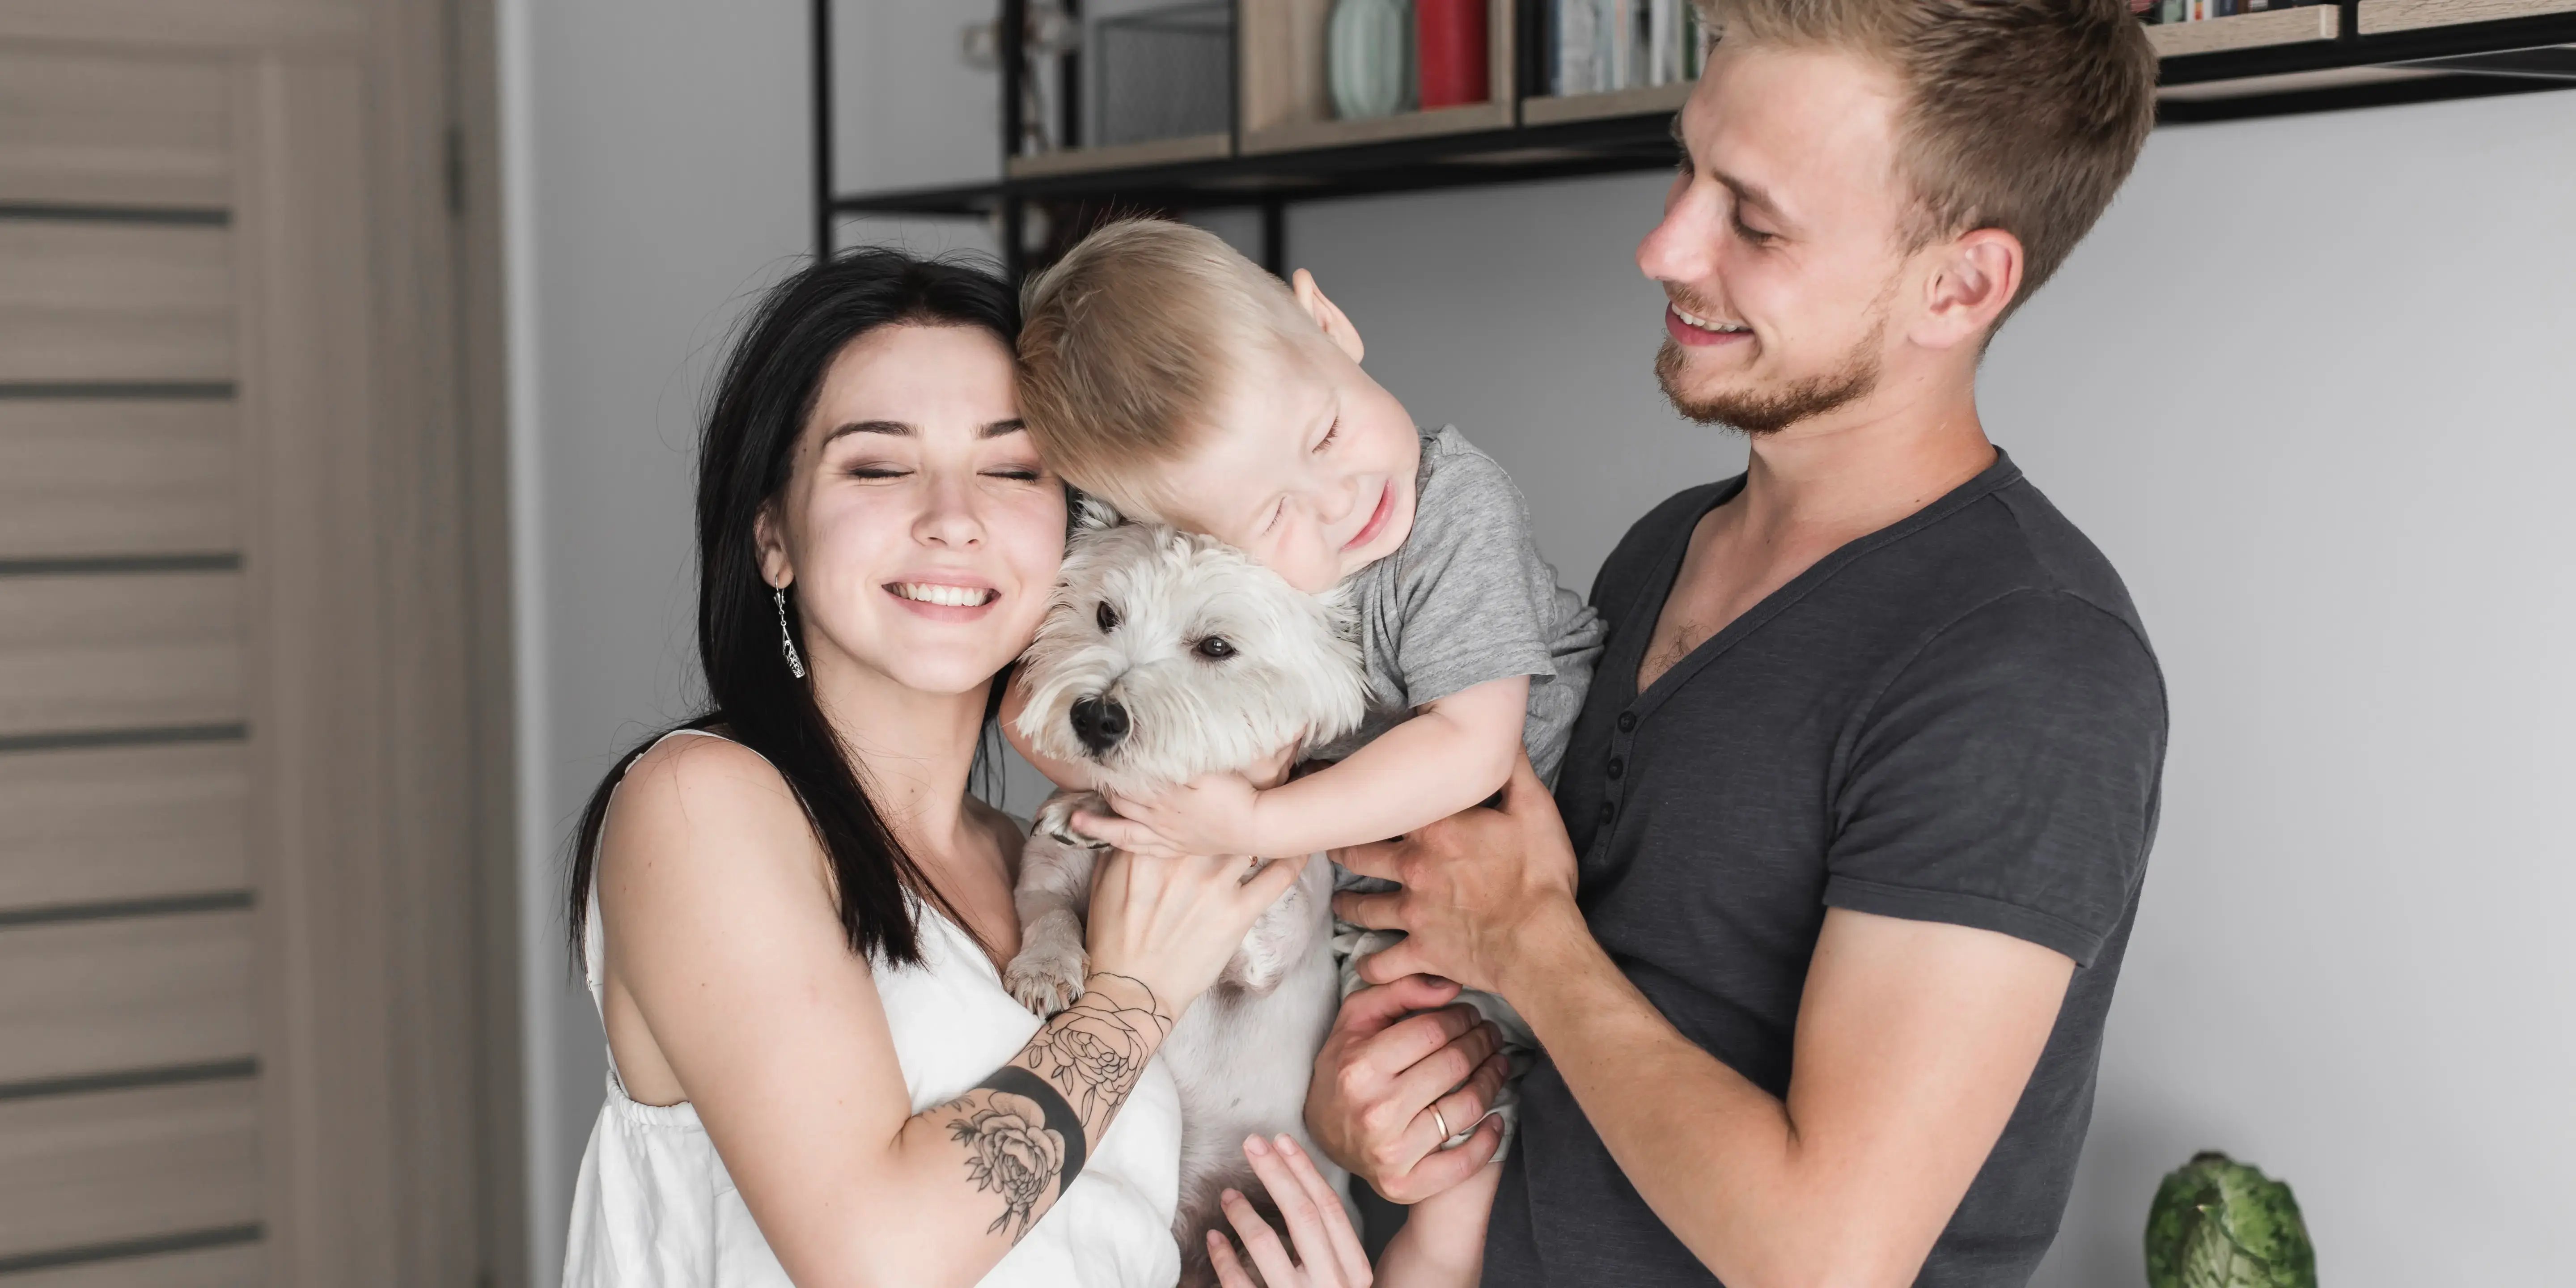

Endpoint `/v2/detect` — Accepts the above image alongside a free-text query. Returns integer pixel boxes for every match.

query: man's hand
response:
[1331,753,1582,997]
[1304,976,1509,1203]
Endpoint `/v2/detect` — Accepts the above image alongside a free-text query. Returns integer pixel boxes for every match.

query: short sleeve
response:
[1390,448,1559,708]
[1822,590,2167,967]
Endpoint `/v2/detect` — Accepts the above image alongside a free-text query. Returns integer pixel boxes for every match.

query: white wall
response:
[504,4,2576,1272]
[498,0,813,1276]
[1283,93,2576,1286]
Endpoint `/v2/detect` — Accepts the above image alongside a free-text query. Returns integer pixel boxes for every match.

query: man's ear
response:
[1916,227,2024,351]
[753,503,793,589]
[1291,268,1366,364]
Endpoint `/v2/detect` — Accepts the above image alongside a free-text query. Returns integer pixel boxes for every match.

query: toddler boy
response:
[1007,219,1604,1149]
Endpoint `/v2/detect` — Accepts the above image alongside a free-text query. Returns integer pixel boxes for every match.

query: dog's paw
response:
[1034,791,1110,848]
[1003,943,1090,1017]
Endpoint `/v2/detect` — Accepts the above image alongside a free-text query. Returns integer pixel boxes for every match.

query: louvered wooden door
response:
[0,4,514,1286]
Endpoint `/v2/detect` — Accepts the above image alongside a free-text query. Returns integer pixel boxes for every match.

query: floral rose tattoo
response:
[1033,976,1172,1125]
[949,1093,1066,1241]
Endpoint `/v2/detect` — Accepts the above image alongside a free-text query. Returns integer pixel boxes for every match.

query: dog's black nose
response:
[1069,696,1129,754]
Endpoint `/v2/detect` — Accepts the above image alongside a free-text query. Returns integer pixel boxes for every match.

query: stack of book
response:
[1544,0,1707,97]
[2136,0,2329,23]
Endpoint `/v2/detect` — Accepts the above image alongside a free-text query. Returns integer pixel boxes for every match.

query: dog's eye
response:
[1193,636,1235,660]
[1096,601,1119,633]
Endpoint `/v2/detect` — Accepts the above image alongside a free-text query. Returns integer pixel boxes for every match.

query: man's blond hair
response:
[1699,0,2155,317]
[1016,218,1312,517]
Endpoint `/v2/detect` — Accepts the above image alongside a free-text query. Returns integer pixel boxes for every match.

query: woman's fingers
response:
[1208,1229,1260,1288]
[1220,1186,1311,1287]
[1239,853,1308,909]
[1272,1135,1373,1288]
[1231,1138,1339,1288]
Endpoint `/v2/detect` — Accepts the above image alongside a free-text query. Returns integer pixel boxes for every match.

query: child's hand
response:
[1101,771,1265,857]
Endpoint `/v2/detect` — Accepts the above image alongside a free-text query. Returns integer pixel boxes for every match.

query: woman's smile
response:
[885,577,1002,619]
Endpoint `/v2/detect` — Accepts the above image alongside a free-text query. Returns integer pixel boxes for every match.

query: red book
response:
[1417,0,1488,109]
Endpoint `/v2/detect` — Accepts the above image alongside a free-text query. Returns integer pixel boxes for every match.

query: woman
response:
[559,249,1350,1287]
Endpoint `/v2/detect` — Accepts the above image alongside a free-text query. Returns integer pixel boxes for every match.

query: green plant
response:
[2145,1151,2318,1288]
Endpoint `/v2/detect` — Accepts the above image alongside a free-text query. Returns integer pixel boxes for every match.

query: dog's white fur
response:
[1006,506,1368,1283]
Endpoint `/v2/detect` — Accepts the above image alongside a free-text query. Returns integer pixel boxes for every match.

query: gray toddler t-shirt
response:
[1308,426,1605,784]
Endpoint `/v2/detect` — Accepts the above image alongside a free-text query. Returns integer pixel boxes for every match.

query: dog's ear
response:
[1068,490,1123,535]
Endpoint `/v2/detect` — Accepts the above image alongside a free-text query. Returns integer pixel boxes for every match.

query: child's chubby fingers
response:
[1069,809,1182,858]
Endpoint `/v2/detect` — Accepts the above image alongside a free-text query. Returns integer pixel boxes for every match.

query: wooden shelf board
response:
[2147,6,2340,57]
[1241,99,1517,157]
[2156,63,2440,101]
[1008,133,1233,180]
[1520,81,1693,127]
[2361,0,2576,34]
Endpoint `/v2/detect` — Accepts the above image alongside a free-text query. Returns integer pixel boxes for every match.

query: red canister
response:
[1416,0,1488,109]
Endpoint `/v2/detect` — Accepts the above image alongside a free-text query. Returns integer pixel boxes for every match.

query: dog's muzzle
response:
[1068,695,1130,754]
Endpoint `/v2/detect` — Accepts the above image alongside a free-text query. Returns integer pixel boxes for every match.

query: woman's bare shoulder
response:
[603,732,816,883]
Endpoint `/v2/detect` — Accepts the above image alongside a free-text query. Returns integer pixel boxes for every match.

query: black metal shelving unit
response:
[813,0,2576,274]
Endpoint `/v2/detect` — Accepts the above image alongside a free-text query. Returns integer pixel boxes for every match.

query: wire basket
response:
[1092,1,1234,148]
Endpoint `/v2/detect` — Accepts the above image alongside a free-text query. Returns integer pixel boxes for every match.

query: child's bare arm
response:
[1093,676,1527,859]
[1369,1158,1501,1287]
[1250,675,1525,854]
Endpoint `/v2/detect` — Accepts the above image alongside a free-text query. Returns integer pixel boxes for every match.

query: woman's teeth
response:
[891,582,996,607]
[1673,306,1750,334]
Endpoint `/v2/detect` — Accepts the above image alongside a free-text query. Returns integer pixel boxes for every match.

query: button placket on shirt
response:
[1596,709,1639,833]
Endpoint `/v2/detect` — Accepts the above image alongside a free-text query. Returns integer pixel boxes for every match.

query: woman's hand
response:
[1083,848,1309,1014]
[1208,1134,1373,1288]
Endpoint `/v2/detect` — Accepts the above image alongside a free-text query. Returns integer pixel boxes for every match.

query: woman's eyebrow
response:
[822,419,909,445]
[982,418,1026,438]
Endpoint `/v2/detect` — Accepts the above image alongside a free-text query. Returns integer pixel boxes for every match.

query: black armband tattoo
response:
[949,1066,1085,1241]
[1031,976,1170,1126]
[943,975,1170,1243]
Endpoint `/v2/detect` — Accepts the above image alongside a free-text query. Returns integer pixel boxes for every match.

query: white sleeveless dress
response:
[563,729,1184,1287]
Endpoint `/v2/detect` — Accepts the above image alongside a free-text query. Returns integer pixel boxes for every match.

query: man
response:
[1305,2,2169,1284]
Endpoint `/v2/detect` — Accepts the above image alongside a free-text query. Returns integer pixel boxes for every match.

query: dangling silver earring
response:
[775,585,806,680]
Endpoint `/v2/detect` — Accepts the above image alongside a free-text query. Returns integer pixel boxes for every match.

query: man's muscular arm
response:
[1333,758,2073,1288]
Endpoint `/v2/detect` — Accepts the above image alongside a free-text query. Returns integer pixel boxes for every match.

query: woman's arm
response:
[602,735,1298,1288]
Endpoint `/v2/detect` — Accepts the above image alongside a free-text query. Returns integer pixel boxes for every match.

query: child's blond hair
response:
[1016,218,1314,518]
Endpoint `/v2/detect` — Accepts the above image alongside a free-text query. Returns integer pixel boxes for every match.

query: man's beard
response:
[1656,317,1884,436]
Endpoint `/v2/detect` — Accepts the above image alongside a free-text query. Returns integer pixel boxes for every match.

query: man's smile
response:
[1666,304,1753,347]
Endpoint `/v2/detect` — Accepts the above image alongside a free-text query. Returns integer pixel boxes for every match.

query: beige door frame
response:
[1,2,523,1284]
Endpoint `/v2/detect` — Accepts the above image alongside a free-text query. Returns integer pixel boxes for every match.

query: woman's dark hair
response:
[568,248,1021,970]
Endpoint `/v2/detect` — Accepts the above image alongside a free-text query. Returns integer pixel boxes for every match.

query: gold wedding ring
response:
[1431,1106,1452,1140]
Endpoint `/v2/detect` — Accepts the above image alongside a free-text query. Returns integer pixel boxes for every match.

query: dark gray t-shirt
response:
[1483,451,2167,1288]
[1308,426,1605,784]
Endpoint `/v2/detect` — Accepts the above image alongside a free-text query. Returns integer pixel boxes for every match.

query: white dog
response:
[1007,505,1369,1284]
